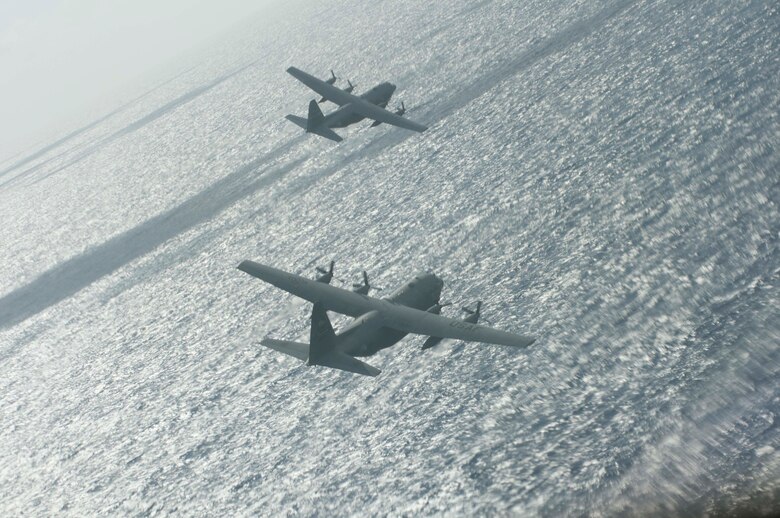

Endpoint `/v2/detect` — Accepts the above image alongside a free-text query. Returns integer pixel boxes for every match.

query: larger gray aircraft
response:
[237,260,535,376]
[284,66,427,142]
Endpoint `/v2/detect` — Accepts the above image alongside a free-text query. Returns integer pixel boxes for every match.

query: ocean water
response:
[1,0,778,515]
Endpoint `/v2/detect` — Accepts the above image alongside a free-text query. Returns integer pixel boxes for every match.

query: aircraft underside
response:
[344,327,408,357]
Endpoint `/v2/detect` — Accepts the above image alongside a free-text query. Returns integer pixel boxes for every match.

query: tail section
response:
[285,114,308,130]
[310,126,343,142]
[306,100,325,131]
[258,303,380,376]
[308,302,380,376]
[308,301,337,362]
[260,338,309,360]
[285,101,342,142]
[306,101,342,141]
[316,351,381,376]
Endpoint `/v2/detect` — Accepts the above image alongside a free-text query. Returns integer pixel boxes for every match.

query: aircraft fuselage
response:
[325,82,396,129]
[336,272,442,357]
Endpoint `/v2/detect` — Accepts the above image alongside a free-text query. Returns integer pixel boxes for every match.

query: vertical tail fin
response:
[307,302,380,376]
[309,301,336,363]
[307,100,325,132]
[304,101,343,141]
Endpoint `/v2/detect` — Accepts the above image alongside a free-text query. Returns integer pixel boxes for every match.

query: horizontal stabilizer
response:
[312,350,381,377]
[260,338,309,361]
[285,114,308,130]
[309,126,343,142]
[285,113,342,142]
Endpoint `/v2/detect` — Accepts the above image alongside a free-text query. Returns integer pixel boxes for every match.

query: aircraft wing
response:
[287,67,354,106]
[379,303,535,348]
[238,260,534,348]
[347,100,428,132]
[238,260,381,317]
[286,66,428,132]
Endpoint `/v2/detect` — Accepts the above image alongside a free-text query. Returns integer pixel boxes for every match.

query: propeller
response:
[396,102,406,116]
[461,301,481,313]
[352,270,383,294]
[315,261,336,283]
[461,301,481,319]
[320,70,339,102]
[435,301,453,311]
[315,261,333,275]
[344,79,356,94]
[461,303,478,315]
[462,301,490,324]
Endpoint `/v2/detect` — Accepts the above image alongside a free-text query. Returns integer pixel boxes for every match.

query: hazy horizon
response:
[0,0,280,160]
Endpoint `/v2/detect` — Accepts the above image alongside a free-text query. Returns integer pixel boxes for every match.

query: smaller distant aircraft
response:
[285,66,427,142]
[318,70,338,103]
[315,261,335,284]
[351,270,382,295]
[370,102,406,128]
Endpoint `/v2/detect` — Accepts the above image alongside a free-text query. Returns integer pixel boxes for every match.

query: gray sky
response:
[0,0,274,158]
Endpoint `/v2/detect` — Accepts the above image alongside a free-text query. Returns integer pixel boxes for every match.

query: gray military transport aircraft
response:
[237,260,535,376]
[285,66,427,142]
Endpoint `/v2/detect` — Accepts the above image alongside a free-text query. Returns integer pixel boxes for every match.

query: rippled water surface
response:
[1,0,778,515]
